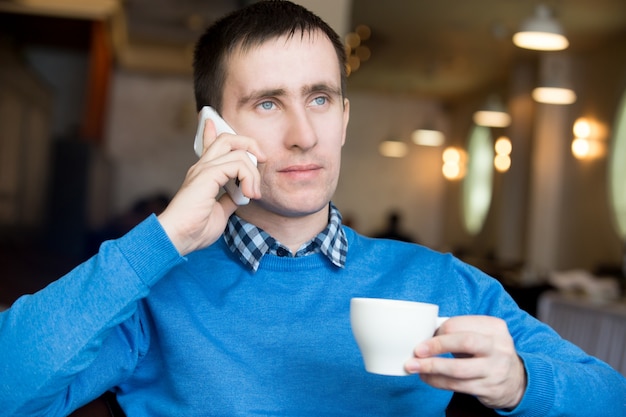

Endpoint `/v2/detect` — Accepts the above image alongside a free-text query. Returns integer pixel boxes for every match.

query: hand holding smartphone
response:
[194,106,257,205]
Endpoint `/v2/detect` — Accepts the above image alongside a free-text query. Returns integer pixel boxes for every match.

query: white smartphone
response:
[194,106,257,205]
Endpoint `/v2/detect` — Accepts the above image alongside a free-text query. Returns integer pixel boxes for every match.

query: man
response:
[1,1,625,416]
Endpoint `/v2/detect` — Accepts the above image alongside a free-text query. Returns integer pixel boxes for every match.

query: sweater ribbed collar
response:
[223,202,347,272]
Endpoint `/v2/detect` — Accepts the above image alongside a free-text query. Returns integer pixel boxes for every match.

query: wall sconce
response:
[379,138,408,158]
[345,24,371,76]
[442,146,466,180]
[513,4,569,51]
[473,95,511,128]
[494,136,512,172]
[411,128,445,146]
[571,117,607,160]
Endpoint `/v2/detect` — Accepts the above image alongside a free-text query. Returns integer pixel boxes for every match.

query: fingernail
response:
[415,343,430,357]
[405,360,420,373]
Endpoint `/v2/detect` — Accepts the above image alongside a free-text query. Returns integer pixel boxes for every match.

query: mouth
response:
[278,164,323,180]
[280,164,321,173]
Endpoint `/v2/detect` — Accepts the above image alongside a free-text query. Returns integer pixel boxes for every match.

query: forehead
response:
[223,30,341,95]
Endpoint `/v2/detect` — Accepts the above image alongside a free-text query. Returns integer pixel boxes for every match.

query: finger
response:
[437,315,508,336]
[202,118,218,155]
[415,331,495,359]
[198,115,265,163]
[418,372,493,400]
[407,355,489,380]
[184,152,257,201]
[207,155,262,201]
[200,118,249,160]
[229,154,262,200]
[200,133,266,167]
[414,356,526,410]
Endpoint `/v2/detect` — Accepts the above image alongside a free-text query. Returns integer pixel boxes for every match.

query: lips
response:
[278,163,323,181]
[279,164,321,173]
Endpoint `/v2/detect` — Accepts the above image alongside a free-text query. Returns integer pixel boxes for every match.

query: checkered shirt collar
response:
[223,202,348,272]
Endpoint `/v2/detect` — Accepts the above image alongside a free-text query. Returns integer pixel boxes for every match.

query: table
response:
[538,291,626,376]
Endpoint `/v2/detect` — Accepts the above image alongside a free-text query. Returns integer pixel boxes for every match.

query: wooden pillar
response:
[80,20,113,144]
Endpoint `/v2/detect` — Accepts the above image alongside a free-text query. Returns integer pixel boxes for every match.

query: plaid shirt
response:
[223,203,348,272]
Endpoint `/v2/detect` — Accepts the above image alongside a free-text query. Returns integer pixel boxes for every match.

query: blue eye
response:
[313,97,327,106]
[260,101,274,110]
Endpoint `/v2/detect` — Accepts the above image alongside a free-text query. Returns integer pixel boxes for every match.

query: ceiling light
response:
[513,5,569,51]
[379,139,408,158]
[473,111,511,128]
[411,129,445,146]
[533,54,576,105]
[473,95,511,128]
[532,86,577,105]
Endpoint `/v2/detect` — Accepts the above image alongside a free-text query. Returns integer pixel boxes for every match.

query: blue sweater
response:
[1,215,625,416]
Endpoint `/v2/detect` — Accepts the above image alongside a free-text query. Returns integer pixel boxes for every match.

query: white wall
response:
[335,92,446,248]
[105,70,197,213]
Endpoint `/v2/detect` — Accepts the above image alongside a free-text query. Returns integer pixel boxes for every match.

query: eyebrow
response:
[237,83,342,108]
[303,83,342,97]
[238,88,286,107]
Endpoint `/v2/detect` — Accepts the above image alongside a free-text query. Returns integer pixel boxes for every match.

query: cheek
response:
[257,163,280,194]
[324,124,347,157]
[257,163,272,184]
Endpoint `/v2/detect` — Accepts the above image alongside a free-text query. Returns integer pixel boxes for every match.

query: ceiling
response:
[348,0,626,99]
[2,0,626,101]
[121,0,626,100]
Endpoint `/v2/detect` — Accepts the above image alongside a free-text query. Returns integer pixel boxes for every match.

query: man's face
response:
[219,30,350,218]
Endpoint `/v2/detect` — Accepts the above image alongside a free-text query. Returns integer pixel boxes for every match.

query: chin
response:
[258,194,330,218]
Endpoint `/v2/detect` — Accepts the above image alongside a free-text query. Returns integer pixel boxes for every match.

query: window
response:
[609,90,626,240]
[462,124,494,235]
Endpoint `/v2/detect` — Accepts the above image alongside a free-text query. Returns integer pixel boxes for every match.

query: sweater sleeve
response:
[0,214,185,416]
[453,261,626,417]
[500,325,626,417]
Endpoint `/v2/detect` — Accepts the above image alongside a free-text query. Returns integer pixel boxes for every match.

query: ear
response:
[341,98,350,146]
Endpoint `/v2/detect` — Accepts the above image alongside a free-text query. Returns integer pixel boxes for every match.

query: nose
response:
[283,108,318,151]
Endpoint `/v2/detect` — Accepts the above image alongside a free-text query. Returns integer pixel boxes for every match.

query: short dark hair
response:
[193,0,347,113]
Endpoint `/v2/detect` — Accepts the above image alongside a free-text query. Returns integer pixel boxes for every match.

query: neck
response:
[236,203,330,253]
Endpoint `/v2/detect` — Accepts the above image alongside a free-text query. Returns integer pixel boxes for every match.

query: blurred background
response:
[2,0,626,414]
[2,0,626,299]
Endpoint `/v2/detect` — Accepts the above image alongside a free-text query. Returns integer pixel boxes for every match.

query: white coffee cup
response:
[350,297,449,376]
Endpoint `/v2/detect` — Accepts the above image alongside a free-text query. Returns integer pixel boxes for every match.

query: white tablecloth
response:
[538,291,626,376]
